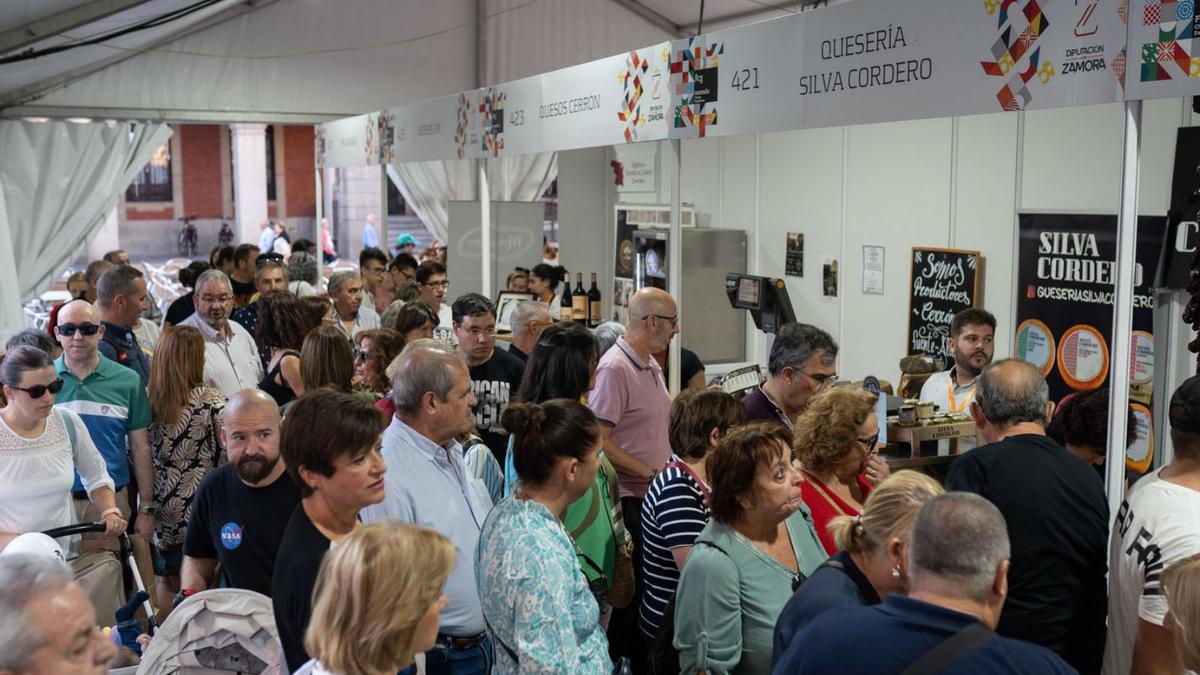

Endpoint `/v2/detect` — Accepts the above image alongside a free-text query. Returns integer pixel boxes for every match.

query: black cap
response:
[1170,375,1200,435]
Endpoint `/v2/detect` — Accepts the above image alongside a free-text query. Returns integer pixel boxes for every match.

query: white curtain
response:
[0,120,173,337]
[387,152,557,243]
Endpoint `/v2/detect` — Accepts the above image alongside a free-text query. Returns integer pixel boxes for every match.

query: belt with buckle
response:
[436,632,487,651]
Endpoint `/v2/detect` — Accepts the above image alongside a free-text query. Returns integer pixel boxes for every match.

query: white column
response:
[230,123,269,246]
[86,204,121,261]
[1106,100,1142,516]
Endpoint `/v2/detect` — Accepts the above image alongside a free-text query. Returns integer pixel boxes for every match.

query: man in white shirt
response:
[328,271,379,341]
[362,212,379,250]
[179,270,264,398]
[257,220,274,254]
[918,307,996,452]
[360,340,493,672]
[1103,375,1200,675]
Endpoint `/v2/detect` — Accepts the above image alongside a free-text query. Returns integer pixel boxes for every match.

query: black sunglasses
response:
[57,323,101,337]
[6,378,64,399]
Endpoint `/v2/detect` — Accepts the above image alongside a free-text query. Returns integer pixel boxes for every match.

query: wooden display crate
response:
[880,417,980,469]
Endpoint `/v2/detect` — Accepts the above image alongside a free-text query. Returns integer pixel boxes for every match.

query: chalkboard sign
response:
[907,247,982,367]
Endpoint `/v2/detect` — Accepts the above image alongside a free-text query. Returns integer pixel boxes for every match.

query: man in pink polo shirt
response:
[588,286,676,666]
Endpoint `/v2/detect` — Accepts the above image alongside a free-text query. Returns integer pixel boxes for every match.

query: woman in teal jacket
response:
[674,422,827,674]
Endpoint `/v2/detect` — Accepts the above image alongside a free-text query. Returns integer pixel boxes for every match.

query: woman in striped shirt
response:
[638,389,744,642]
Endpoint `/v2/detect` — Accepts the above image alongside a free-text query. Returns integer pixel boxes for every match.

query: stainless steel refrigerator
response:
[633,227,747,365]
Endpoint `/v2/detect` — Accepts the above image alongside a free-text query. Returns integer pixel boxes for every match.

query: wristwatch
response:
[138,505,156,515]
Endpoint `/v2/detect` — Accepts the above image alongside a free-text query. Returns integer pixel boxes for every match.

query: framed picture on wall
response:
[495,291,538,333]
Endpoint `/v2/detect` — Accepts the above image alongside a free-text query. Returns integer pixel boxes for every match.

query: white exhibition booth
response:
[316,0,1200,517]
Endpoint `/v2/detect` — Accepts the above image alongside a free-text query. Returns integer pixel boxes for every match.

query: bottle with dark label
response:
[560,273,573,321]
[572,272,588,322]
[588,273,602,327]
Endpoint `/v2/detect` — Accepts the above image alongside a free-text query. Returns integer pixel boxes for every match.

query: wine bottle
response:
[560,273,573,321]
[588,273,602,328]
[572,272,588,322]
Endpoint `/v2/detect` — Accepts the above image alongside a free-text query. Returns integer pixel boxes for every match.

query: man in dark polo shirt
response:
[946,359,1108,675]
[180,390,299,598]
[776,492,1076,674]
[742,323,838,429]
[96,265,152,386]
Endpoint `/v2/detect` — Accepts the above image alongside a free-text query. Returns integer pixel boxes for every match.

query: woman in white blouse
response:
[0,346,126,550]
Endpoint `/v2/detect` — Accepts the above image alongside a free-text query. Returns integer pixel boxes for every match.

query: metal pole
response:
[668,139,682,395]
[314,168,324,280]
[480,161,492,299]
[1106,100,1142,516]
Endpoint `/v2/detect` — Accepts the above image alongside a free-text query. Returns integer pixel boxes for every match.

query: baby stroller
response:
[135,588,281,674]
[42,522,157,635]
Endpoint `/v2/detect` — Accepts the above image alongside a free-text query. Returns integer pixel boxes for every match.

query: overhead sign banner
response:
[321,0,1193,166]
[668,0,1126,139]
[316,114,376,169]
[538,43,671,152]
[480,76,541,158]
[386,93,476,163]
[1015,213,1166,470]
[1124,0,1200,100]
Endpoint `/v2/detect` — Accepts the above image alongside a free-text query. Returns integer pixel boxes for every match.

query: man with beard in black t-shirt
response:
[179,389,299,598]
[451,294,524,464]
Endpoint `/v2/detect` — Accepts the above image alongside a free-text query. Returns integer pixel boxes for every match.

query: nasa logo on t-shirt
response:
[220,522,244,550]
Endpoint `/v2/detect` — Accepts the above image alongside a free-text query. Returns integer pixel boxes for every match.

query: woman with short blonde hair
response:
[300,523,455,675]
[794,387,890,554]
[1163,553,1200,672]
[772,471,943,665]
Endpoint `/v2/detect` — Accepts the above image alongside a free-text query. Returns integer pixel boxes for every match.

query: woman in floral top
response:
[476,400,611,674]
[147,326,226,612]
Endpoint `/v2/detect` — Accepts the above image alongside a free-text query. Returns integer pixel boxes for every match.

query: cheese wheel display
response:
[1016,319,1056,377]
[1126,403,1155,475]
[1129,330,1154,386]
[1056,324,1109,390]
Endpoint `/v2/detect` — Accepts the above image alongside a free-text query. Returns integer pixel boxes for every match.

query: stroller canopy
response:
[137,588,280,674]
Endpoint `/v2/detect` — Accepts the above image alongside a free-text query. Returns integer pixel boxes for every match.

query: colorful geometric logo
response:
[377,111,396,164]
[670,37,723,137]
[480,89,505,157]
[618,51,651,143]
[1138,0,1199,81]
[454,93,471,159]
[981,0,1055,111]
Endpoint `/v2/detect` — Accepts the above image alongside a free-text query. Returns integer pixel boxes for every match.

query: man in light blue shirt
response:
[360,339,493,675]
[362,212,379,250]
[257,220,274,253]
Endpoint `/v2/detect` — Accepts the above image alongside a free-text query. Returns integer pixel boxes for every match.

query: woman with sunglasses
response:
[0,345,125,550]
[353,329,405,395]
[793,388,890,555]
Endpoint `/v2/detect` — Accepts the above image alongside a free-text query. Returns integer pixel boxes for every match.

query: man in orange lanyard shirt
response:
[919,308,996,452]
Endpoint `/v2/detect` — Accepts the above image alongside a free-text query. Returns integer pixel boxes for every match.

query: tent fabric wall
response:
[480,0,673,85]
[386,153,556,243]
[23,0,478,120]
[0,120,172,337]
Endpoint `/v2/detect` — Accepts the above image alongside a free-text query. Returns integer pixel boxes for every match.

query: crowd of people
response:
[1,234,1200,675]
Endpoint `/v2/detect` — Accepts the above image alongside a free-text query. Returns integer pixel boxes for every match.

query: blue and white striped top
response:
[638,454,710,641]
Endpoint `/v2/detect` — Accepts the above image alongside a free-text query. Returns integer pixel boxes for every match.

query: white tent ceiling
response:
[0,0,829,123]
